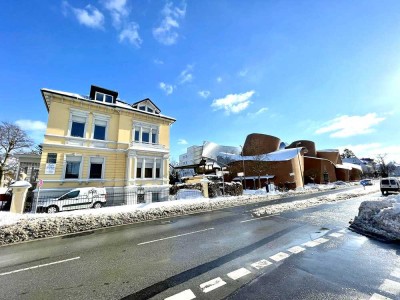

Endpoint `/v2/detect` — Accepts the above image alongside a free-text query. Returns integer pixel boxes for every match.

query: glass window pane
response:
[139,106,146,111]
[94,125,106,140]
[95,92,104,101]
[147,107,153,113]
[145,168,152,178]
[65,161,80,178]
[71,122,85,137]
[47,153,57,163]
[105,95,113,103]
[136,167,142,178]
[142,132,149,143]
[156,168,160,178]
[152,133,157,144]
[134,130,140,142]
[89,163,103,179]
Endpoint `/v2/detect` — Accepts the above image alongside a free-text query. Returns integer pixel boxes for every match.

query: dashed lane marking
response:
[338,229,347,233]
[200,277,226,293]
[164,289,196,300]
[369,293,392,300]
[378,279,400,296]
[251,259,272,270]
[313,237,329,244]
[137,228,215,245]
[240,214,280,223]
[329,232,343,238]
[302,240,321,248]
[0,257,81,276]
[227,268,252,280]
[390,268,400,279]
[269,252,290,262]
[287,246,305,254]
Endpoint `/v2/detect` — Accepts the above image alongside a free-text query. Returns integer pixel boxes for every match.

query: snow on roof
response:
[223,147,302,162]
[41,88,175,122]
[318,149,339,153]
[342,162,363,171]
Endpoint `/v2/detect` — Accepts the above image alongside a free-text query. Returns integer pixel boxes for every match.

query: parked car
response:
[0,188,12,211]
[175,189,204,200]
[380,177,400,196]
[360,179,373,186]
[36,187,107,213]
[334,181,347,186]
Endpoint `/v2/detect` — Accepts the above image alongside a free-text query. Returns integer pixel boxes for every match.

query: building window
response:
[133,123,158,144]
[69,113,87,138]
[95,92,113,103]
[89,157,104,179]
[135,158,163,179]
[152,192,161,202]
[65,156,82,179]
[156,159,161,178]
[136,158,143,178]
[47,153,57,164]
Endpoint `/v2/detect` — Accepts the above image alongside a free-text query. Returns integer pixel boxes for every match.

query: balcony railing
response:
[130,141,168,151]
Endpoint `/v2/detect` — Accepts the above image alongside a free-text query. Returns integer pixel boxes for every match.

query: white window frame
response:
[63,154,83,180]
[134,156,163,180]
[68,109,89,138]
[132,121,159,144]
[87,156,105,180]
[95,92,114,103]
[91,113,110,141]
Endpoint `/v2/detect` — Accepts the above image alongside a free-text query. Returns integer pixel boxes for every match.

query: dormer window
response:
[95,92,113,103]
[132,98,161,115]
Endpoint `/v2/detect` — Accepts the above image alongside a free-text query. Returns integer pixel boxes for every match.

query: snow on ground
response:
[350,194,400,242]
[0,182,376,245]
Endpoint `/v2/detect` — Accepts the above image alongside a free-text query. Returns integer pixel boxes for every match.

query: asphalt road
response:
[0,186,399,300]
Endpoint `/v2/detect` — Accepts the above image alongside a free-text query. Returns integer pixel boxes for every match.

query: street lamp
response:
[296,142,304,188]
[239,145,246,189]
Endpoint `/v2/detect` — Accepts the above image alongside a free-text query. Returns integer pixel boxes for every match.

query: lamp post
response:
[296,142,304,188]
[239,145,246,189]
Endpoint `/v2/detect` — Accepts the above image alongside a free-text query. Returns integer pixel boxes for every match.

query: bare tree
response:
[375,154,395,177]
[0,122,34,186]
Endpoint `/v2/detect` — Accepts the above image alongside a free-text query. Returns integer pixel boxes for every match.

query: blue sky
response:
[1,1,400,162]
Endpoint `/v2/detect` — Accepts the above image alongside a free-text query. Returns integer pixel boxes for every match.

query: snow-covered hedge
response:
[169,182,243,198]
[350,195,400,242]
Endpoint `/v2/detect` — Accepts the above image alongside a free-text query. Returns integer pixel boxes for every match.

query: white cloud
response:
[178,65,193,84]
[153,1,187,45]
[178,139,188,145]
[15,120,47,144]
[198,90,210,98]
[338,143,400,163]
[68,3,105,29]
[238,69,248,77]
[119,22,142,47]
[159,82,174,95]
[247,107,268,117]
[216,77,222,83]
[315,113,385,138]
[102,0,129,27]
[211,90,255,115]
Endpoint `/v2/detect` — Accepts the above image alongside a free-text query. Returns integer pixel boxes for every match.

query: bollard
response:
[9,181,32,214]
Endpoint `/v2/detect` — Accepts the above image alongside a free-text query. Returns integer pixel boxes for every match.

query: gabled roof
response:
[131,98,161,113]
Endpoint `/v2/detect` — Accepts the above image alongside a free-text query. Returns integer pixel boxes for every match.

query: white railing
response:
[130,141,167,150]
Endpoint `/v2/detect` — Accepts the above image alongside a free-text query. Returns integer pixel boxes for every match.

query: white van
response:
[37,187,107,213]
[380,177,400,196]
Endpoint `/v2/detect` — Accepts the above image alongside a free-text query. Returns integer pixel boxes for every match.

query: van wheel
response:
[93,202,102,209]
[47,206,59,213]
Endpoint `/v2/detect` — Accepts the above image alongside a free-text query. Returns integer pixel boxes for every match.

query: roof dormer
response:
[131,98,161,114]
[90,85,118,104]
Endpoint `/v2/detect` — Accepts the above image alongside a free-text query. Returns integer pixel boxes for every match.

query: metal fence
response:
[32,188,170,214]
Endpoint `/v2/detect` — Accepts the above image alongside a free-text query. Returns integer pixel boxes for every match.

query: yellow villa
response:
[37,85,175,204]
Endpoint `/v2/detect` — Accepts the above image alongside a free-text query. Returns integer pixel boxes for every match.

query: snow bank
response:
[350,194,400,242]
[0,184,373,245]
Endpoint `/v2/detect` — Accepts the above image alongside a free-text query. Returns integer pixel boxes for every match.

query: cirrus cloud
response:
[211,90,255,115]
[159,82,174,95]
[315,113,385,138]
[64,2,105,29]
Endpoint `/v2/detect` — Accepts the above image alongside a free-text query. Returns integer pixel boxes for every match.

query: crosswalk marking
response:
[302,240,321,247]
[251,259,272,270]
[369,293,392,300]
[313,237,329,244]
[287,246,305,254]
[165,289,196,300]
[270,252,290,262]
[390,268,400,279]
[379,279,400,296]
[227,268,252,280]
[200,277,226,293]
[329,232,343,238]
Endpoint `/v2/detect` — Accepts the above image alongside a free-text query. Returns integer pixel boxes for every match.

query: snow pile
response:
[252,186,379,217]
[350,195,400,242]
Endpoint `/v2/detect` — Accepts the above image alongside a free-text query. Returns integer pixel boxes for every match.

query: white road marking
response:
[369,293,392,300]
[379,279,400,296]
[0,257,80,276]
[338,229,347,233]
[165,289,196,300]
[287,246,305,254]
[329,232,343,238]
[240,214,280,223]
[314,237,329,244]
[200,277,226,293]
[302,240,321,247]
[269,252,290,262]
[251,259,272,270]
[227,268,252,280]
[390,268,400,279]
[138,228,214,245]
